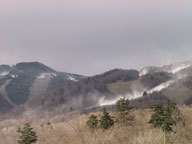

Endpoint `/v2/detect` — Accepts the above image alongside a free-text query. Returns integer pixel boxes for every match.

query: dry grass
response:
[0,106,192,144]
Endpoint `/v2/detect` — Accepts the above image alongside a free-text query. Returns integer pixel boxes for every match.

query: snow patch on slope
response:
[10,75,18,78]
[98,91,144,107]
[38,73,57,79]
[68,76,78,81]
[168,64,191,74]
[147,80,175,94]
[0,71,9,76]
[98,97,120,106]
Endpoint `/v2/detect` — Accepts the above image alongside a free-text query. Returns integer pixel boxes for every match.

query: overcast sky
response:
[0,0,192,76]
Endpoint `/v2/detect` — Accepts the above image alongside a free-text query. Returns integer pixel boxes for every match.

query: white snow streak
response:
[68,76,78,81]
[168,64,191,74]
[38,73,57,79]
[0,71,9,76]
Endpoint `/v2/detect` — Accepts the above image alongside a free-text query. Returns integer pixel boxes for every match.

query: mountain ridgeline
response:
[1,61,192,116]
[0,62,85,113]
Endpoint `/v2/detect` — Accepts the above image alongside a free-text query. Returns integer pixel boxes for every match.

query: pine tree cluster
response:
[86,107,114,130]
[148,102,177,133]
[86,98,132,130]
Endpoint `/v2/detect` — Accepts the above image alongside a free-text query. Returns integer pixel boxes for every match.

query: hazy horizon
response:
[1,0,192,75]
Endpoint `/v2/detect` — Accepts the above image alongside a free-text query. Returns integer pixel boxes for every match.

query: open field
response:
[0,106,192,144]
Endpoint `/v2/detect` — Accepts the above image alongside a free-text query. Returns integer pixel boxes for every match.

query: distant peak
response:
[15,62,56,73]
[0,65,12,72]
[16,61,44,66]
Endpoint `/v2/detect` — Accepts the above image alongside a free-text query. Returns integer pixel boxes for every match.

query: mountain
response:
[1,60,192,117]
[39,60,192,112]
[0,62,85,113]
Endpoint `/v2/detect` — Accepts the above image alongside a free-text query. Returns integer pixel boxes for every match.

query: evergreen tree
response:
[116,97,130,114]
[116,97,132,124]
[162,102,176,133]
[164,101,176,118]
[99,107,114,130]
[148,104,164,127]
[17,123,38,144]
[86,114,98,129]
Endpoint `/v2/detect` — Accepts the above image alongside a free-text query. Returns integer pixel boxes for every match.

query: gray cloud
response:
[0,0,192,75]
